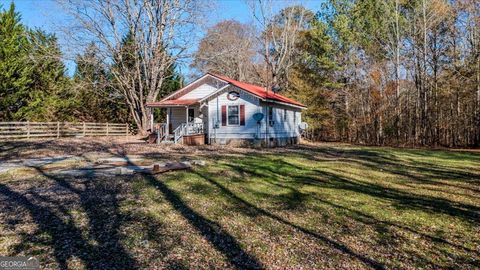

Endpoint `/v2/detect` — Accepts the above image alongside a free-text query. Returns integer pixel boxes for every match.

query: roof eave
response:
[146,102,199,107]
[264,99,307,109]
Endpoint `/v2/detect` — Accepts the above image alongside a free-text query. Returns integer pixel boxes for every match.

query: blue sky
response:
[1,0,323,77]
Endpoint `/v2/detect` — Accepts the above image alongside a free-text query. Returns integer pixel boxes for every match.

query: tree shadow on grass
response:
[315,170,480,224]
[106,152,265,269]
[192,170,386,270]
[0,140,140,270]
[139,172,264,270]
[294,145,480,190]
[223,155,480,265]
[1,140,265,269]
[311,195,480,260]
[0,184,92,269]
[226,153,480,224]
[37,169,138,269]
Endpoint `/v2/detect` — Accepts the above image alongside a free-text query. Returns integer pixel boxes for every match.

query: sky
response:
[1,0,323,78]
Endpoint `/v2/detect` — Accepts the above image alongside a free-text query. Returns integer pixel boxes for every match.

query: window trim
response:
[227,105,240,126]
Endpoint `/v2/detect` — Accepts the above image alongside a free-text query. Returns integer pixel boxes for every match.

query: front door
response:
[188,108,195,123]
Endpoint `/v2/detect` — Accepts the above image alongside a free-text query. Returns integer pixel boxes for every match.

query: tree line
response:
[192,0,479,147]
[1,1,478,147]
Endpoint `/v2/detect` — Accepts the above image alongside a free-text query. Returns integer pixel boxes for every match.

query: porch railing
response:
[155,122,204,144]
[185,123,204,135]
[173,123,186,143]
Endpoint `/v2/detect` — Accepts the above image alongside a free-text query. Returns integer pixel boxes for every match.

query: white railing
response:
[185,123,204,135]
[173,123,186,143]
[158,122,204,144]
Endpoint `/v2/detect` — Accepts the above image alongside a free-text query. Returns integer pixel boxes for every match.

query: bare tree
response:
[247,0,311,90]
[191,20,259,83]
[59,0,206,133]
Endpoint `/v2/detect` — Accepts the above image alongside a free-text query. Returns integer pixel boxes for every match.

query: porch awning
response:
[146,98,200,107]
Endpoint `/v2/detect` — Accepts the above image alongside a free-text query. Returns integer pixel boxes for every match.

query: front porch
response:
[152,122,205,144]
[146,100,207,144]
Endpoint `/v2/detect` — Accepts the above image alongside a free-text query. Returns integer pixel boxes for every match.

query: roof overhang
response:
[146,98,200,107]
[264,99,307,110]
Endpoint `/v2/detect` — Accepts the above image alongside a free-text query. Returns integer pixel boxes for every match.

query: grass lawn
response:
[0,139,479,269]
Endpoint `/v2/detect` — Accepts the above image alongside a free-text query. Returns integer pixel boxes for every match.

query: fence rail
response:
[0,121,129,140]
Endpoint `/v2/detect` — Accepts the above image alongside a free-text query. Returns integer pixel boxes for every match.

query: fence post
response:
[83,122,86,137]
[57,122,60,138]
[125,123,129,138]
[106,123,109,136]
[26,121,30,139]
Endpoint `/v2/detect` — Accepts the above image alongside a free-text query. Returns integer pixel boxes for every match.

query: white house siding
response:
[207,86,262,141]
[178,81,225,100]
[206,86,301,143]
[260,102,301,139]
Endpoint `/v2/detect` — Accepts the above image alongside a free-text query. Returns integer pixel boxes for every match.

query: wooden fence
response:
[0,122,129,140]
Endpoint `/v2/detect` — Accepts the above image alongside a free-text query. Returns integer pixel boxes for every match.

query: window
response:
[268,107,274,126]
[283,109,287,120]
[227,105,239,125]
[188,108,194,122]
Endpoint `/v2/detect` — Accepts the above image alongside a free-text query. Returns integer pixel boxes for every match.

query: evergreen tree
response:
[73,42,129,122]
[16,29,73,121]
[289,15,343,140]
[0,3,31,120]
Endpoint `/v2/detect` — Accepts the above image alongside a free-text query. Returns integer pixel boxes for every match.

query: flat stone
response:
[96,157,144,163]
[0,163,23,174]
[115,167,134,175]
[191,160,206,166]
[179,161,192,167]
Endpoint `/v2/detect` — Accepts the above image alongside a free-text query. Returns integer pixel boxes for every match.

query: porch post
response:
[166,107,170,137]
[149,107,154,131]
[185,106,189,135]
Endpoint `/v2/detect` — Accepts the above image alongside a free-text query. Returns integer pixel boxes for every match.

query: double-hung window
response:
[227,105,239,125]
[268,107,274,126]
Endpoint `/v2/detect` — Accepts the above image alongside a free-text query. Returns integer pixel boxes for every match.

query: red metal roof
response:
[208,73,306,107]
[146,98,200,107]
[148,73,306,108]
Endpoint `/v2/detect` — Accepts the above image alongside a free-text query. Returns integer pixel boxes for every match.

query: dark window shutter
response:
[221,105,227,126]
[240,105,245,126]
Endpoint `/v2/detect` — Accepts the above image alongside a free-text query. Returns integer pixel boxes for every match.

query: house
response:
[146,73,306,146]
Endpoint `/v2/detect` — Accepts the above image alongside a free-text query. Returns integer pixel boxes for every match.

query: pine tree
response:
[16,29,72,121]
[0,3,31,120]
[73,42,129,122]
[289,15,343,140]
